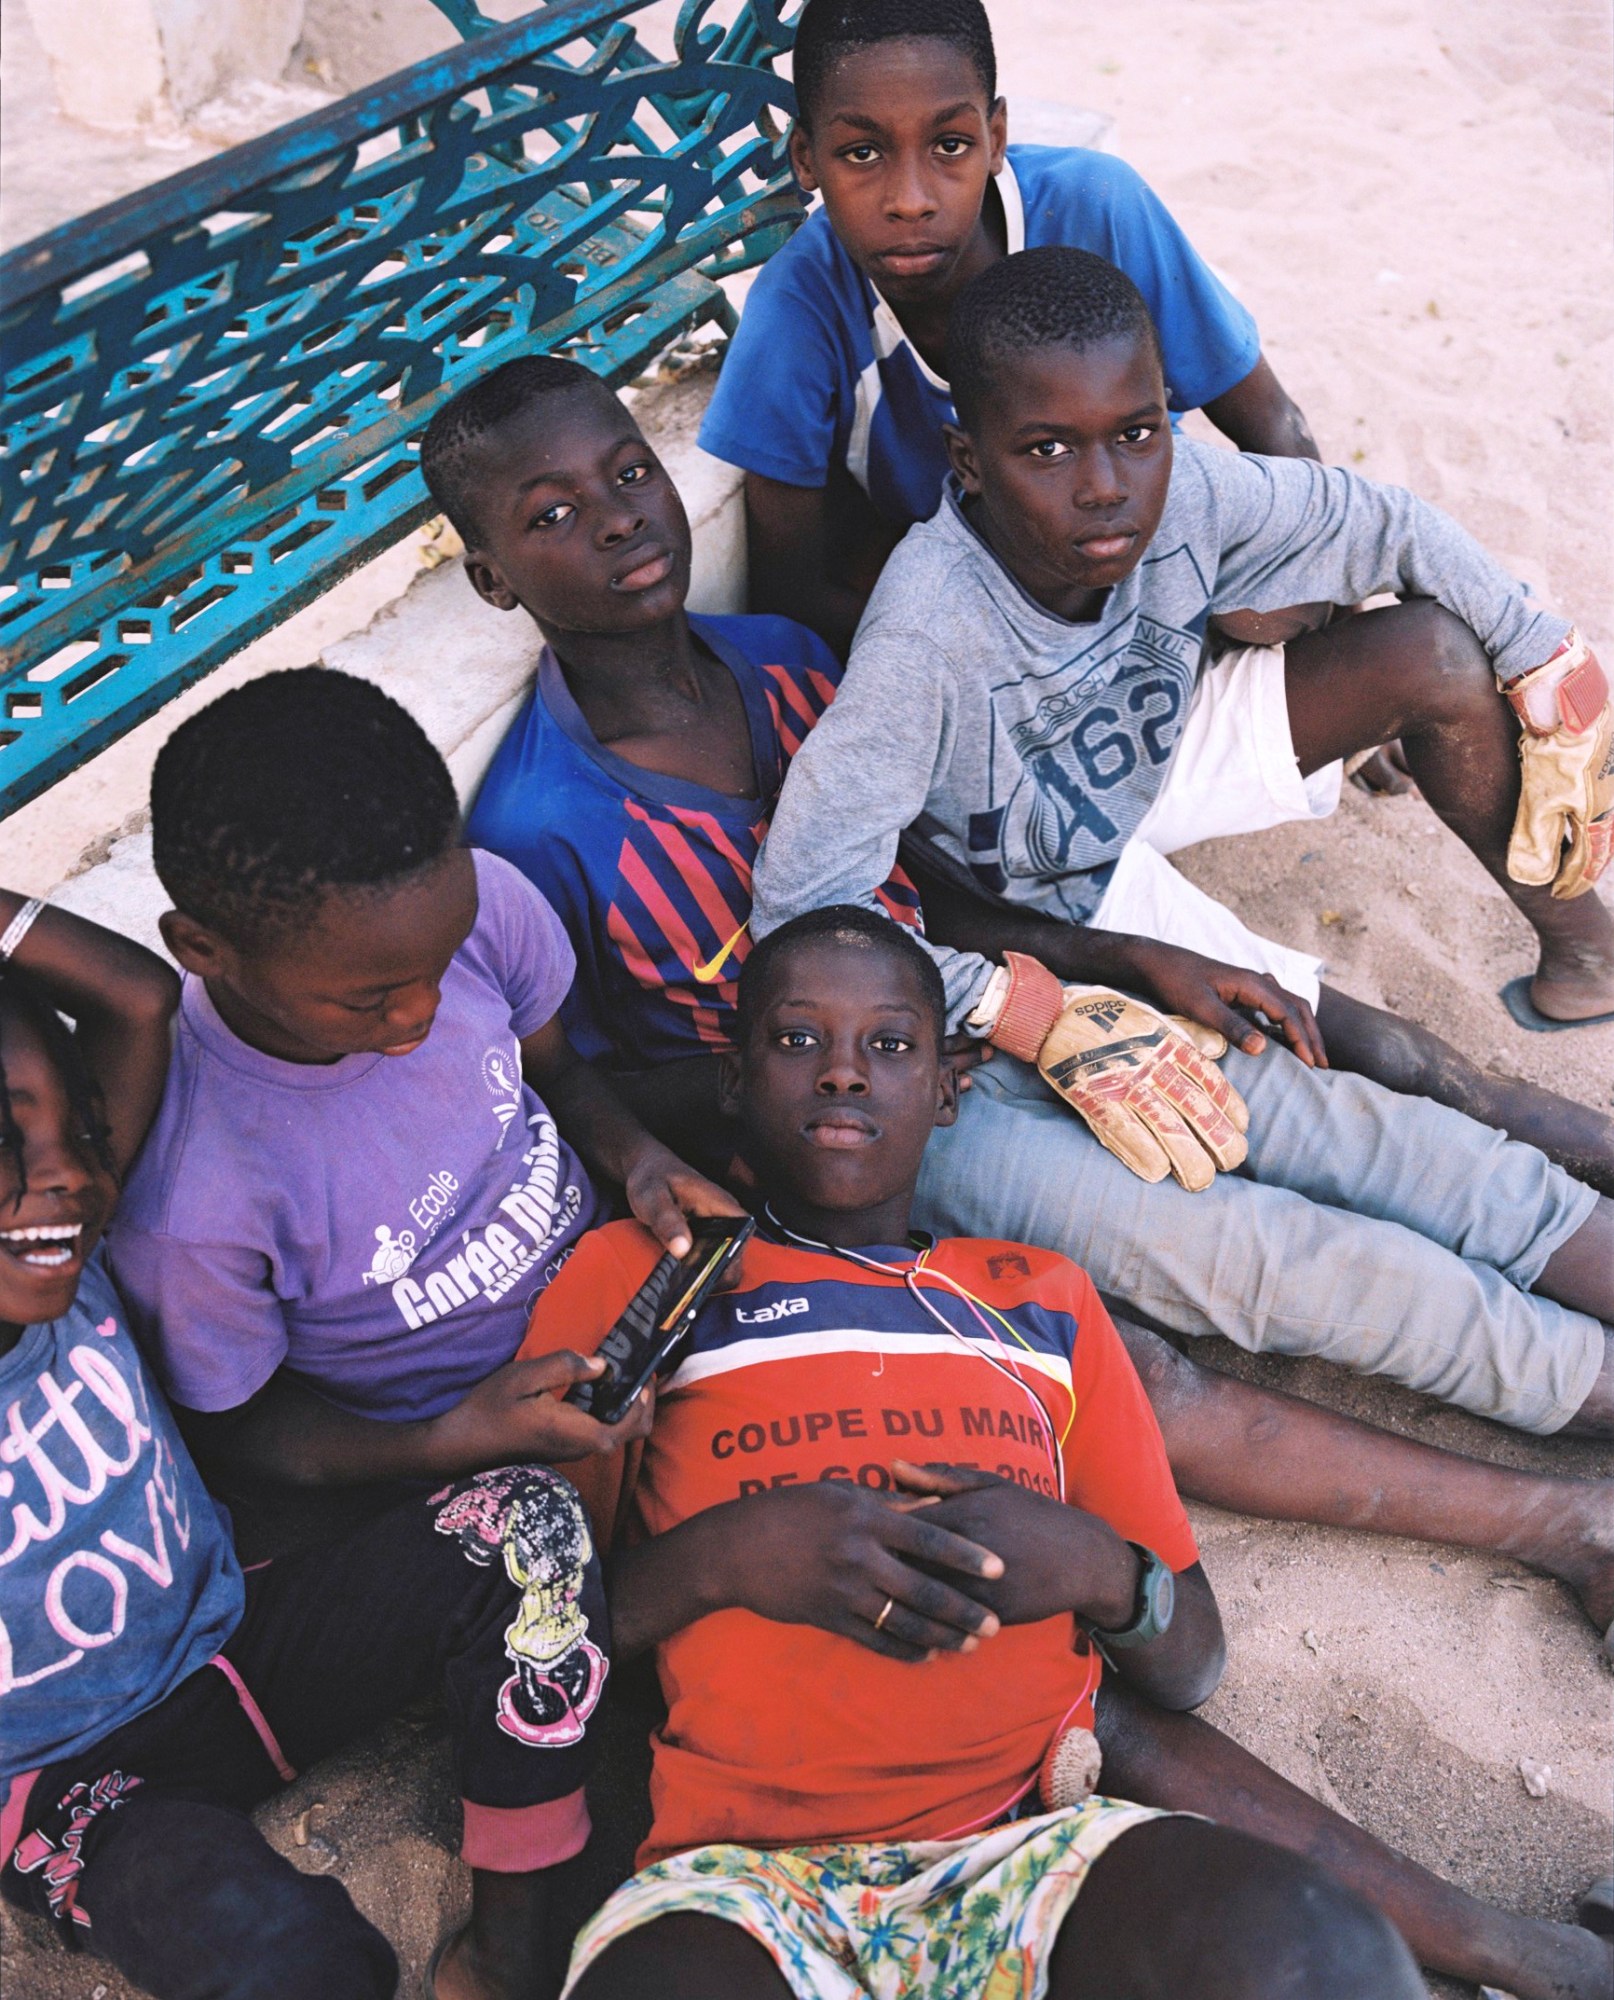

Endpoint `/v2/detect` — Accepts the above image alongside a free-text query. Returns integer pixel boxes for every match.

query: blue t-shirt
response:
[699,144,1260,530]
[0,1259,244,1780]
[465,613,922,1070]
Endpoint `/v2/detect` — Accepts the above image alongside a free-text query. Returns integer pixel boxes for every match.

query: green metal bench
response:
[0,0,801,816]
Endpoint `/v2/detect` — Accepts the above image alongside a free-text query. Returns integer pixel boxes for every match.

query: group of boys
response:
[3,2,1612,1997]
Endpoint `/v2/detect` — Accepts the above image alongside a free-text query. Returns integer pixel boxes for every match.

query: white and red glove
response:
[1500,629,1613,900]
[975,952,1249,1192]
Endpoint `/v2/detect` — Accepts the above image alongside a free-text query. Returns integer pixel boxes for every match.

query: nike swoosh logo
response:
[691,921,749,984]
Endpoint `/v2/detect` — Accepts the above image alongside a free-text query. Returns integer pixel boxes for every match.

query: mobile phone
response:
[567,1214,755,1424]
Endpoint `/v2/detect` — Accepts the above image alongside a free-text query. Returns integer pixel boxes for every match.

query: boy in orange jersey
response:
[519,907,1610,2000]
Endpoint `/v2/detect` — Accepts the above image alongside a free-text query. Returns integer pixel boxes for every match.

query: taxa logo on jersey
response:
[734,1297,810,1326]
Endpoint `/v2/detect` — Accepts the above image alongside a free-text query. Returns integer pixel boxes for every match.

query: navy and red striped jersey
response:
[466,614,922,1069]
[521,1221,1196,1862]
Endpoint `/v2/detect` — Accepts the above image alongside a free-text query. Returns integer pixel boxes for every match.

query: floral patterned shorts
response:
[562,1797,1174,2000]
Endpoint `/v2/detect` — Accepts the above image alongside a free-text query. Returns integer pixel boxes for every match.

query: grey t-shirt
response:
[752,439,1567,1027]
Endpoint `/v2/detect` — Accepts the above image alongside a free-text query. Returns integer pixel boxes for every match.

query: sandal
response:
[1500,977,1614,1033]
[1578,1876,1614,1937]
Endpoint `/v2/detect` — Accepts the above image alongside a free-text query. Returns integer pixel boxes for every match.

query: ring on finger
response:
[873,1596,896,1632]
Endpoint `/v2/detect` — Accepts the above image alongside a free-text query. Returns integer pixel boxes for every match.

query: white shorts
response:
[1093,644,1343,1007]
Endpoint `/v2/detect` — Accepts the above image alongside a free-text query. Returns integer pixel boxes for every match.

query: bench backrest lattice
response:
[0,0,801,816]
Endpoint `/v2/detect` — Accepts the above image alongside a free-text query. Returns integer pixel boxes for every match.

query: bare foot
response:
[1570,1931,1614,2000]
[1508,1478,1614,1655]
[1501,1919,1614,2000]
[1530,944,1614,1023]
[430,1926,519,2000]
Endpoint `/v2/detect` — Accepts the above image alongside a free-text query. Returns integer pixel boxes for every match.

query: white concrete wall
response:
[24,0,305,127]
[40,372,744,957]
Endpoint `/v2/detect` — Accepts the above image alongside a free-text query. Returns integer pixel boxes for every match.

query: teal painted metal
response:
[0,0,801,816]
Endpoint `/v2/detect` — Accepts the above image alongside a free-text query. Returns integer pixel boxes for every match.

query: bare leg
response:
[1315,985,1614,1195]
[571,1912,791,2000]
[1118,1318,1614,1645]
[1049,1818,1422,2000]
[1538,1201,1614,1439]
[1539,1198,1614,1321]
[1285,601,1614,1022]
[1096,1680,1614,2000]
[433,1866,573,2000]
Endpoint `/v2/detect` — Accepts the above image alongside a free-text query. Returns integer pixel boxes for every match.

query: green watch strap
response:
[1089,1541,1175,1651]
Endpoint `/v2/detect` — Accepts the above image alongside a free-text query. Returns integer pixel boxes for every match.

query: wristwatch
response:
[1088,1542,1175,1651]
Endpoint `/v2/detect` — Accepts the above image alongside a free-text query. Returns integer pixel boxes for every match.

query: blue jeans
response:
[914,1046,1603,1433]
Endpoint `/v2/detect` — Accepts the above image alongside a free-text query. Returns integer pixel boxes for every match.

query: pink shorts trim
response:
[461,1787,590,1872]
[208,1656,297,1783]
[1,1770,40,1872]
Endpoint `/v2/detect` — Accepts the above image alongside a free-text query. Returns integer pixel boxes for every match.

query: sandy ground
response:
[4,2,1612,1996]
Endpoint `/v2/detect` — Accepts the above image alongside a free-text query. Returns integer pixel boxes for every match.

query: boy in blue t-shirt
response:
[700,0,1318,652]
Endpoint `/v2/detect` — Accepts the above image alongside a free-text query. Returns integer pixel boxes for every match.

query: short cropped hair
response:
[737,905,946,1047]
[946,246,1163,429]
[420,353,613,546]
[151,668,460,947]
[0,967,118,1205]
[793,0,996,131]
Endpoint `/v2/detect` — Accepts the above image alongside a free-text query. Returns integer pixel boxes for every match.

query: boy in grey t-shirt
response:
[753,247,1614,1438]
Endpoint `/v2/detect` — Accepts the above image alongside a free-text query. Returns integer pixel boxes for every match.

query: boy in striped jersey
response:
[430,354,921,1169]
[523,908,1607,2000]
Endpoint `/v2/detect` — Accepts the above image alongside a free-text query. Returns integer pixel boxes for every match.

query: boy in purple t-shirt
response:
[109,667,739,1488]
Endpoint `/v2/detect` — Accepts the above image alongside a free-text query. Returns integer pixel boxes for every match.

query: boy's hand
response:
[425,1351,652,1473]
[943,1029,992,1090]
[891,1463,1137,1630]
[621,1137,746,1257]
[705,1483,1006,1661]
[1124,939,1326,1068]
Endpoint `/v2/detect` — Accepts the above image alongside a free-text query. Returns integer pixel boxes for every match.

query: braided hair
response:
[0,965,117,1209]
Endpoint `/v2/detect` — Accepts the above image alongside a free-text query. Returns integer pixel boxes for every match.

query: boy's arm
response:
[752,629,1003,1030]
[744,473,901,659]
[888,1464,1224,1709]
[115,1225,644,1489]
[177,1350,642,1489]
[1207,452,1570,676]
[1201,354,1320,463]
[0,890,179,1174]
[604,1055,732,1163]
[904,853,1325,1064]
[520,1015,744,1255]
[891,1270,1222,1706]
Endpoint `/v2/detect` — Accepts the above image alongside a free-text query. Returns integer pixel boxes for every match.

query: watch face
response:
[1151,1560,1176,1635]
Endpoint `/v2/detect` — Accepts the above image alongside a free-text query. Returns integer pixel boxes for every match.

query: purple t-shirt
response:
[109,850,603,1423]
[0,1257,243,1780]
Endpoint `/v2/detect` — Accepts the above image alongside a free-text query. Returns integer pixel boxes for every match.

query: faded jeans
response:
[914,1045,1603,1434]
